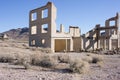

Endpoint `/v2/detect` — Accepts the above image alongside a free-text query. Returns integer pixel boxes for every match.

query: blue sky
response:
[0,0,120,34]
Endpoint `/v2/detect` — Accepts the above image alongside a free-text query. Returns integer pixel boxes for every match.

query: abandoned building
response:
[81,13,120,51]
[29,2,120,52]
[29,2,81,52]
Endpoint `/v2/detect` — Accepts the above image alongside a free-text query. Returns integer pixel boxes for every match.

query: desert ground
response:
[0,40,120,80]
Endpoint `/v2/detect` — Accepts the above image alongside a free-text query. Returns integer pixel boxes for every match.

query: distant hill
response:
[1,27,29,41]
[0,27,60,41]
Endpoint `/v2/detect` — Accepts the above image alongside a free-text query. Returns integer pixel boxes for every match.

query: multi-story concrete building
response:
[29,2,81,52]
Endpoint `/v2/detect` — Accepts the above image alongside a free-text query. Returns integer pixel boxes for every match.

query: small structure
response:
[29,2,81,52]
[0,33,9,40]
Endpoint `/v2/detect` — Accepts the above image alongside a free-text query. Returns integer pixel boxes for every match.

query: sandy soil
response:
[80,55,120,80]
[0,55,120,80]
[0,40,120,80]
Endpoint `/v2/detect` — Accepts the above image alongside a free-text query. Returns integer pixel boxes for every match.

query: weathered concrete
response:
[81,13,120,51]
[29,2,81,52]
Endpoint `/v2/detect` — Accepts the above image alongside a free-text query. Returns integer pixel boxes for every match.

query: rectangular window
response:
[42,9,48,18]
[100,30,105,36]
[31,12,37,21]
[42,39,45,44]
[41,24,48,33]
[31,40,35,45]
[31,26,37,34]
[110,21,115,26]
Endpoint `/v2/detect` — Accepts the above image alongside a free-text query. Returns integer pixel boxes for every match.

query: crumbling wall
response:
[29,2,56,52]
[82,13,120,51]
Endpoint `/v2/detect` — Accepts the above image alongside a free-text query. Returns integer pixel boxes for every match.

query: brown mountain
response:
[1,27,29,41]
[0,27,60,41]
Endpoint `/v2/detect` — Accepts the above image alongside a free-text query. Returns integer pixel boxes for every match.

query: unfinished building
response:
[81,13,120,51]
[29,2,81,52]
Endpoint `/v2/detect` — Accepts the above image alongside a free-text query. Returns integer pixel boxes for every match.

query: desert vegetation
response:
[0,40,120,80]
[0,40,104,74]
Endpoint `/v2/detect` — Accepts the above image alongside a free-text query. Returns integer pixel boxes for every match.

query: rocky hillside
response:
[1,27,29,41]
[0,27,60,41]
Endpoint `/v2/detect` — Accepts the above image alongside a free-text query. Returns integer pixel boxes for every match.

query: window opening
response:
[42,9,48,18]
[41,24,48,33]
[31,12,37,21]
[31,26,37,34]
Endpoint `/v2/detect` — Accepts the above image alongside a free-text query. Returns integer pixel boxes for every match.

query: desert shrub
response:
[69,59,90,74]
[86,53,104,64]
[82,56,93,63]
[57,54,70,63]
[97,61,104,67]
[91,55,104,63]
[29,47,37,51]
[12,53,31,69]
[30,47,52,53]
[39,55,58,68]
[40,48,52,53]
[23,59,31,69]
[86,53,93,56]
[31,53,58,68]
[0,53,16,63]
[0,43,9,47]
[21,44,29,49]
[31,53,43,65]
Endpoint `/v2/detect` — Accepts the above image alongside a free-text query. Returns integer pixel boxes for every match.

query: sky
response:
[0,0,120,34]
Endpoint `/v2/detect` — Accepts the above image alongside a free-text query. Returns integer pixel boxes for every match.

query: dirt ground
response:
[0,55,120,80]
[0,40,120,80]
[80,55,120,80]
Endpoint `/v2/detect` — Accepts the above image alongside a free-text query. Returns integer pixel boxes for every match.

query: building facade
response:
[29,2,81,52]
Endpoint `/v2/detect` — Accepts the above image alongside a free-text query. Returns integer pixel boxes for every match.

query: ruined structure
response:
[81,13,120,51]
[29,2,120,52]
[29,2,81,52]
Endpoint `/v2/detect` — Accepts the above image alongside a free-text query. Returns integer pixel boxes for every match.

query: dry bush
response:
[31,53,43,65]
[0,42,9,47]
[31,53,58,68]
[40,48,52,53]
[57,54,70,63]
[22,44,29,49]
[86,53,104,64]
[30,47,52,53]
[12,53,31,69]
[39,55,58,68]
[82,56,93,63]
[0,53,16,63]
[86,53,92,56]
[69,59,90,74]
[97,61,104,67]
[91,55,104,63]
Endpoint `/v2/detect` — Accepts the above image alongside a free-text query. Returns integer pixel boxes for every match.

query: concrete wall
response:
[81,29,97,51]
[73,37,81,52]
[29,2,78,52]
[55,39,70,52]
[29,2,56,52]
[81,13,120,51]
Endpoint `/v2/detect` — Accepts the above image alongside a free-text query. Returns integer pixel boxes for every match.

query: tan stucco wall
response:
[54,39,71,52]
[73,37,81,52]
